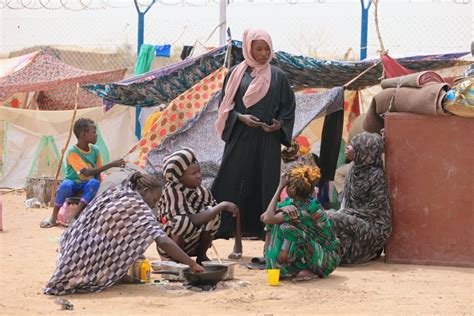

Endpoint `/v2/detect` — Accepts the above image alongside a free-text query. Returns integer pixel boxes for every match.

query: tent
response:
[83,41,470,109]
[0,106,136,189]
[0,51,132,189]
[0,50,126,110]
[81,44,470,201]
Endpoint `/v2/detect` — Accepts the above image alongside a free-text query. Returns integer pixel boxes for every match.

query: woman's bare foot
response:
[293,270,317,282]
[40,216,57,228]
[228,242,243,260]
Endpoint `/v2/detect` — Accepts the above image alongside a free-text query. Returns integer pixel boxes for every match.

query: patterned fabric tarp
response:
[0,50,126,110]
[82,41,469,109]
[128,67,228,167]
[143,87,344,179]
[84,46,227,109]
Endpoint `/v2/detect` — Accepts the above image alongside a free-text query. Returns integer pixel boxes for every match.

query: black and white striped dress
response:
[158,148,220,256]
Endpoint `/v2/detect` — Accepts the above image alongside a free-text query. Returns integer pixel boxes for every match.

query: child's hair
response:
[73,118,95,139]
[287,165,321,199]
[129,172,162,191]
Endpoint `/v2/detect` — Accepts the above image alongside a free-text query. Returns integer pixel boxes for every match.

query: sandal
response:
[251,257,266,265]
[228,252,242,260]
[40,216,57,228]
[245,262,266,270]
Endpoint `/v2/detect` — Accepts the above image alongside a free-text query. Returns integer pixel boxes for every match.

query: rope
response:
[373,0,387,56]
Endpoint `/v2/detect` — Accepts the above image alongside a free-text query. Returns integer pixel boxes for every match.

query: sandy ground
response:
[0,191,473,316]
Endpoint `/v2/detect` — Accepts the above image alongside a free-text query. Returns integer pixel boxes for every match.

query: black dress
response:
[212,65,295,238]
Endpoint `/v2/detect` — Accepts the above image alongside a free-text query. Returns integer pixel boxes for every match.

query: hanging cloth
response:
[155,45,171,58]
[134,44,155,75]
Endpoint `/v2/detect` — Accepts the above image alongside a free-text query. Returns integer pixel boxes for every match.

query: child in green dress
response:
[260,165,340,281]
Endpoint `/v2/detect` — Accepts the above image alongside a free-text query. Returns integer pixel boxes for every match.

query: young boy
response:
[40,118,125,228]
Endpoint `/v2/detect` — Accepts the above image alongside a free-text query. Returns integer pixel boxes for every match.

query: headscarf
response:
[159,148,215,218]
[215,28,274,137]
[342,132,390,221]
[163,147,198,184]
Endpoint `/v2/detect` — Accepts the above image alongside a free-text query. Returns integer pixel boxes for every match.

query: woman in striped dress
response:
[158,148,241,263]
[261,166,340,281]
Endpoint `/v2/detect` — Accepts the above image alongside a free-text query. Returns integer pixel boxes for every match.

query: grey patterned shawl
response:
[342,132,391,226]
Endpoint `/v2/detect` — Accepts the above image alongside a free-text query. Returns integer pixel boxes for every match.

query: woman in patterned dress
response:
[326,132,392,265]
[261,166,340,281]
[44,172,203,295]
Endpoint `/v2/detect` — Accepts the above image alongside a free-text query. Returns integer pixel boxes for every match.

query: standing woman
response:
[212,28,296,247]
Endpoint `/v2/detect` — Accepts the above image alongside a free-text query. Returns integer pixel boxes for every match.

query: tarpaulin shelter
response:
[82,42,470,194]
[84,41,470,110]
[0,50,126,110]
[0,51,132,189]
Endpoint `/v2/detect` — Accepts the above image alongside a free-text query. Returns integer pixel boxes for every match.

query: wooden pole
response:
[343,61,381,89]
[49,83,80,206]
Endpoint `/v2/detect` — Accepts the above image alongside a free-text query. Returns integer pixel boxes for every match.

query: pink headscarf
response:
[215,28,273,137]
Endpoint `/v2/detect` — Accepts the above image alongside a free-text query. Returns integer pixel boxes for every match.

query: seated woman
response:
[158,148,242,264]
[326,132,392,265]
[44,172,202,295]
[261,166,340,281]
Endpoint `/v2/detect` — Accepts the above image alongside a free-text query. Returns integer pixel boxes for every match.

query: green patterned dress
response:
[266,198,340,278]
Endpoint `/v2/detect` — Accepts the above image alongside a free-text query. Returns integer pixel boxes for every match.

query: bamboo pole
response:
[49,83,80,206]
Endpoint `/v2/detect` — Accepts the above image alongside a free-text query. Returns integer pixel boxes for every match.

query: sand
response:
[1,191,473,315]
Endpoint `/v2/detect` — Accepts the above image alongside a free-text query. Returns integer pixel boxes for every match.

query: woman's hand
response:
[190,263,204,273]
[277,249,289,264]
[238,114,263,128]
[279,205,298,220]
[218,201,239,217]
[279,172,288,188]
[261,119,281,133]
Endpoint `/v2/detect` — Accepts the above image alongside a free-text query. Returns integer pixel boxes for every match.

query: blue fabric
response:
[155,45,171,57]
[54,179,100,207]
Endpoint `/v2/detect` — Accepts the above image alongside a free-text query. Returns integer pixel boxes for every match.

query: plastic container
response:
[139,259,151,283]
[267,269,280,286]
[202,260,237,280]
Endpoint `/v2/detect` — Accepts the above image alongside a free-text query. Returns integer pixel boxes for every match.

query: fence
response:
[0,0,472,76]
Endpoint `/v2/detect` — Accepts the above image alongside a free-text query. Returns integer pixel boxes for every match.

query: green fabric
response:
[266,198,340,278]
[134,44,155,75]
[95,126,110,164]
[28,135,62,178]
[65,144,100,183]
[336,139,346,169]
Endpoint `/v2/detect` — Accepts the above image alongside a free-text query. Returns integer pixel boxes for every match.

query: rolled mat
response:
[381,71,445,89]
[364,83,450,133]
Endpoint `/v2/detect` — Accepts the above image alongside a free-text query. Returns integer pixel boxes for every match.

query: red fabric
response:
[381,54,415,79]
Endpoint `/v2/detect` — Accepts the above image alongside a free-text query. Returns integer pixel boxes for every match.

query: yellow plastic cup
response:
[267,269,280,286]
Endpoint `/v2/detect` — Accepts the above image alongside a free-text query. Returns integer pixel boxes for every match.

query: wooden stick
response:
[212,244,223,264]
[50,83,80,206]
[343,61,381,89]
